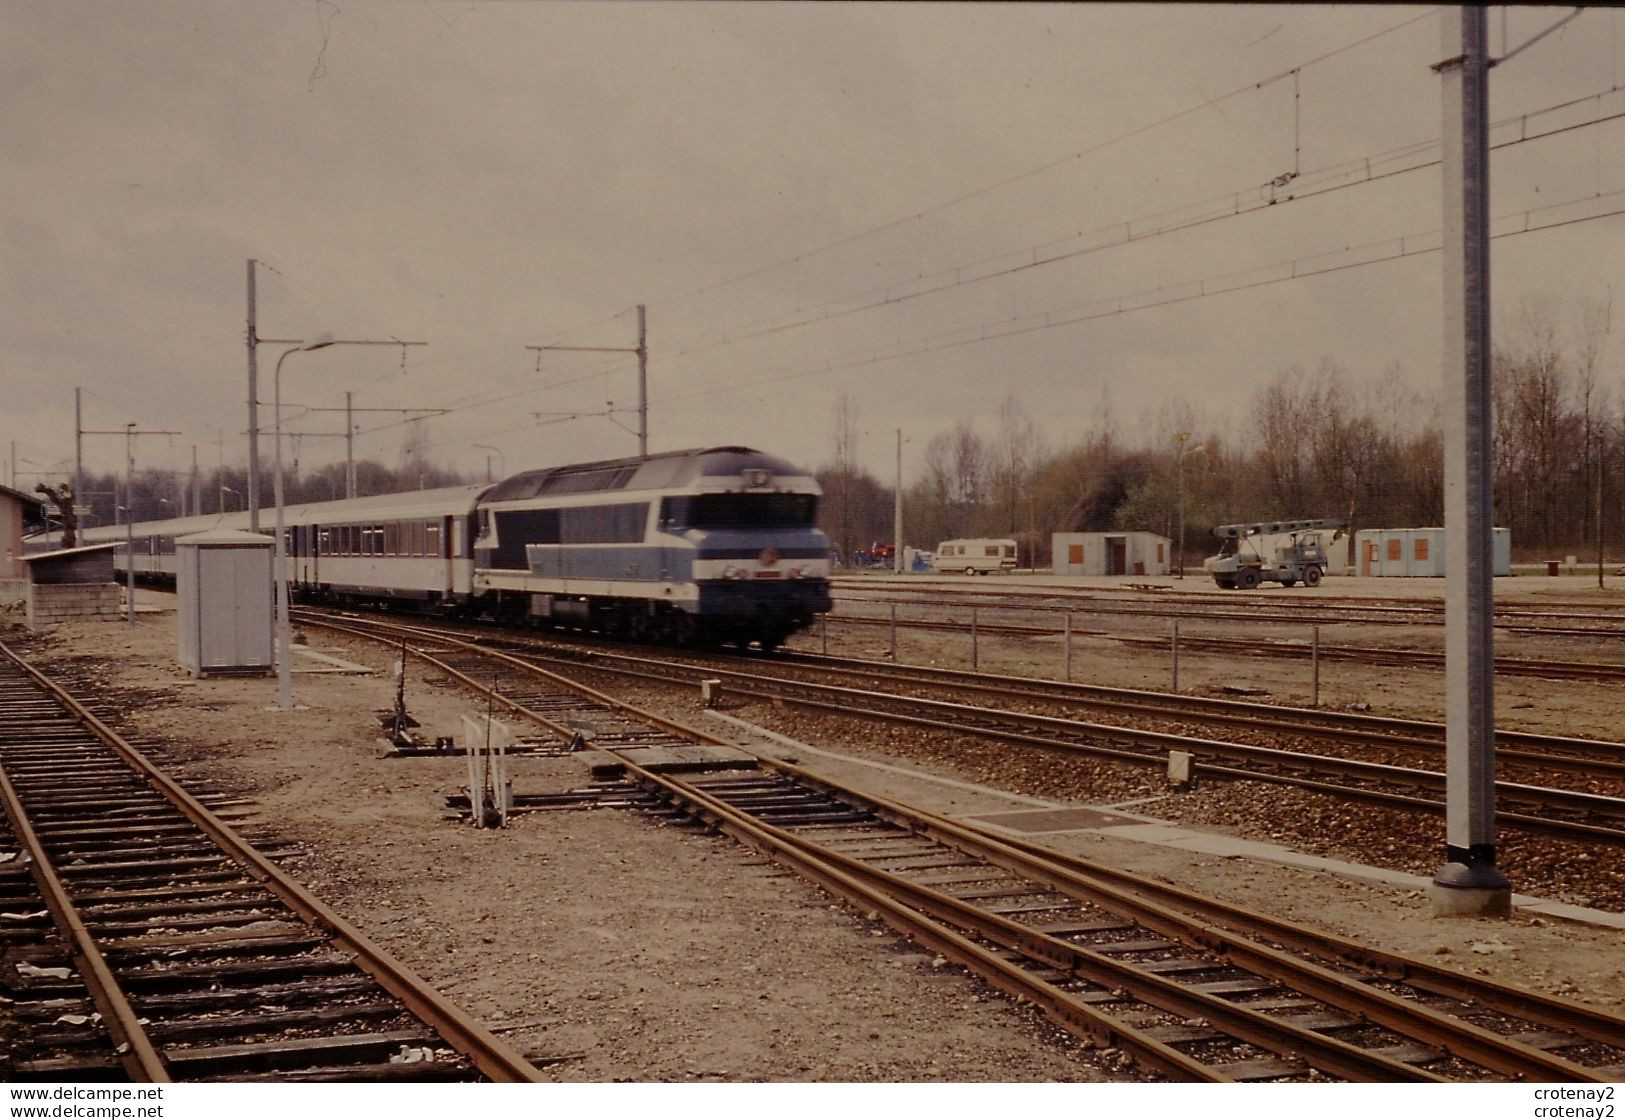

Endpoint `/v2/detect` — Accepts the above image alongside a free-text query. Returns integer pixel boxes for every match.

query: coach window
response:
[425,521,441,557]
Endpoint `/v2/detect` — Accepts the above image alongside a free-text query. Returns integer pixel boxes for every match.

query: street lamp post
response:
[220,485,238,513]
[1174,434,1206,579]
[272,335,336,711]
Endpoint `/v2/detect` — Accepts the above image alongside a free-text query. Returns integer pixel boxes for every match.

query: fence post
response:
[890,603,897,661]
[1064,612,1073,682]
[1312,624,1320,708]
[1171,619,1180,693]
[971,607,979,669]
[821,611,828,656]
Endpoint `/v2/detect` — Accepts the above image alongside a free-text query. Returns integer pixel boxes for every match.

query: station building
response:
[0,483,48,604]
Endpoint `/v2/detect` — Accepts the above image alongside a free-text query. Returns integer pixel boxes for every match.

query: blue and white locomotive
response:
[79,446,833,650]
[474,446,832,648]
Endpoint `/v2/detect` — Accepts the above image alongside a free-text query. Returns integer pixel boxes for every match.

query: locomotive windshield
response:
[660,493,818,530]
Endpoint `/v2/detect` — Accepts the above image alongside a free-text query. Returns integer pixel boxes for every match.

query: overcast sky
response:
[4,2,1624,491]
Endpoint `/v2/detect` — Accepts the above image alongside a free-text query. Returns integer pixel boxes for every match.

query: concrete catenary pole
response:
[894,429,904,575]
[247,258,261,533]
[1432,6,1510,917]
[636,304,648,457]
[345,392,357,499]
[74,387,83,516]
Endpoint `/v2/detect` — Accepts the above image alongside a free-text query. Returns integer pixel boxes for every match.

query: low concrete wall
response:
[27,582,121,629]
[0,577,25,607]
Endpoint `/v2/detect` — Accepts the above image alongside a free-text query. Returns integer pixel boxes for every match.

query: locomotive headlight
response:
[723,565,748,580]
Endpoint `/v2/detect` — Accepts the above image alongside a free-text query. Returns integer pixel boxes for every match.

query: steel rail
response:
[642,772,1449,1083]
[833,580,1625,632]
[745,769,1606,1082]
[0,761,170,1080]
[449,640,1625,842]
[635,770,1233,1080]
[306,611,1623,1081]
[771,649,1625,766]
[287,619,1233,1079]
[0,641,545,1084]
[308,610,1625,771]
[768,774,1615,1080]
[302,619,1457,1079]
[299,612,1625,836]
[940,813,1625,1050]
[755,688,1625,842]
[827,611,1625,681]
[296,614,710,746]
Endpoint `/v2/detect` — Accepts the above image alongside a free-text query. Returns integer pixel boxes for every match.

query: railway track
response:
[345,611,1625,783]
[0,641,544,1083]
[291,613,1625,1081]
[368,626,1625,844]
[696,649,1625,784]
[822,609,1625,683]
[834,579,1625,639]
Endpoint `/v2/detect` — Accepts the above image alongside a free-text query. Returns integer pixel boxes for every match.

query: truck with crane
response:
[1202,518,1348,589]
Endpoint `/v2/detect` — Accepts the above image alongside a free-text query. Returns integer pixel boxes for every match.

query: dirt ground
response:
[4,576,1622,1082]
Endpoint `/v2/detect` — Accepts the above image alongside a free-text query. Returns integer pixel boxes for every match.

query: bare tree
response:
[1252,368,1320,514]
[828,393,862,560]
[35,483,77,548]
[989,394,1042,536]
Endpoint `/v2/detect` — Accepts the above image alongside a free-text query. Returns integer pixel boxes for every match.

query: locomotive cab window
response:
[660,493,817,530]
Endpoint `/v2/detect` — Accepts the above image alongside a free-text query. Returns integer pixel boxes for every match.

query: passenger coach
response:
[73,445,831,650]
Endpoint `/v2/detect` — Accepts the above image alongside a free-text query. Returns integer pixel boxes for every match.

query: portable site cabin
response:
[1052,532,1171,577]
[1354,527,1511,577]
[932,538,1019,574]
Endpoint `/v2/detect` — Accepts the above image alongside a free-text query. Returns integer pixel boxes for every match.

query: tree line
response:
[816,303,1621,566]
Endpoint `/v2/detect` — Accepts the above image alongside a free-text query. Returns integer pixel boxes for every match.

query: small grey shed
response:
[175,529,275,677]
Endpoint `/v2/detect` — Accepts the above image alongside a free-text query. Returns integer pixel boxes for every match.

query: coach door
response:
[444,515,457,594]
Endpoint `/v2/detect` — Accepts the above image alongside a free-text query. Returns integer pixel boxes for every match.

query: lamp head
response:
[302,332,337,352]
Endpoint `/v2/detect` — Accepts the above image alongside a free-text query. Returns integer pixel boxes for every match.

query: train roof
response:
[74,482,491,542]
[481,446,811,503]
